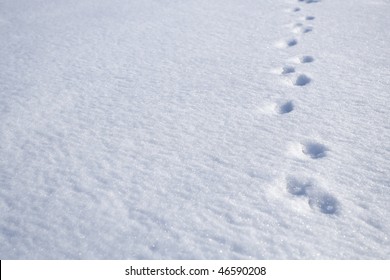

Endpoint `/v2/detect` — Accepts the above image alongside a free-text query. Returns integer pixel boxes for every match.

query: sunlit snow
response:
[0,0,389,259]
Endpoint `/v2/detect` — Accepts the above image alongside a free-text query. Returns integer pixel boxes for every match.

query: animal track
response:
[290,55,314,64]
[292,25,313,34]
[281,65,295,74]
[286,176,310,196]
[275,38,298,49]
[293,74,311,86]
[308,193,339,214]
[285,176,339,215]
[302,141,328,158]
[281,0,335,215]
[298,0,321,3]
[299,55,314,63]
[289,22,303,28]
[278,101,294,114]
[270,65,295,75]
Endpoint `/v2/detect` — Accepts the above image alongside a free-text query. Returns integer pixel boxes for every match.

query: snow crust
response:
[0,0,389,259]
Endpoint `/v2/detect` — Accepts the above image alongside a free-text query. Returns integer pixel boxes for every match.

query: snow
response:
[0,0,389,259]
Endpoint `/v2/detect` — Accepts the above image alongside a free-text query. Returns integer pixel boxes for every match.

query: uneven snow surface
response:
[1,0,389,259]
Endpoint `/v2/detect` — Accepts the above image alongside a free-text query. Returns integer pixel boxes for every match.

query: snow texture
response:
[0,0,389,259]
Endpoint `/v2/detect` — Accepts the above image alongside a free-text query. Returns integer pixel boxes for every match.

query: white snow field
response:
[0,0,389,259]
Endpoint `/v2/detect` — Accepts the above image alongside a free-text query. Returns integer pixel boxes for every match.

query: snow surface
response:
[0,0,389,259]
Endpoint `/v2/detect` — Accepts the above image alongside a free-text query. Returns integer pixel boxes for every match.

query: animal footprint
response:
[285,7,301,13]
[286,176,310,196]
[278,101,294,114]
[289,22,303,28]
[285,176,339,215]
[280,65,295,74]
[271,65,295,75]
[302,141,328,158]
[308,193,339,214]
[290,55,314,64]
[305,16,315,20]
[292,25,313,34]
[275,38,298,49]
[299,55,314,63]
[298,0,321,3]
[292,74,311,86]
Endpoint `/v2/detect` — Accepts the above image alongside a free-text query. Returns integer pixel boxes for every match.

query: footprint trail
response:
[269,0,339,215]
